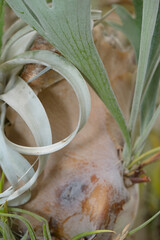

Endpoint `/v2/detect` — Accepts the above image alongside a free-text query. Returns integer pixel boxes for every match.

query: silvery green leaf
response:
[141,63,160,133]
[6,0,130,152]
[123,0,159,165]
[1,25,36,61]
[0,77,52,205]
[2,19,27,46]
[0,50,91,155]
[129,0,159,135]
[7,147,35,183]
[134,103,160,154]
[107,0,143,61]
[0,50,91,205]
[0,127,18,187]
[141,5,160,133]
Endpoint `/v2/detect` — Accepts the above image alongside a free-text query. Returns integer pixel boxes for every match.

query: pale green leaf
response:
[6,0,130,152]
[129,210,160,236]
[71,230,115,240]
[1,50,91,155]
[0,50,91,205]
[2,19,27,46]
[1,25,36,61]
[123,0,159,165]
[0,77,52,205]
[140,63,160,133]
[0,127,18,187]
[107,0,143,61]
[0,220,16,240]
[134,103,160,154]
[129,0,159,135]
[141,4,160,133]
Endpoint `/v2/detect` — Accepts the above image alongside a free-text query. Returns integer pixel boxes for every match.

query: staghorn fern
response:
[0,0,160,239]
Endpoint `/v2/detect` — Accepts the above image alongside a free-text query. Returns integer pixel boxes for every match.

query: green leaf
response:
[0,172,4,193]
[6,0,131,152]
[0,212,36,240]
[123,0,159,165]
[71,230,115,240]
[140,63,160,133]
[8,207,52,240]
[107,0,143,61]
[0,220,16,240]
[129,210,160,236]
[134,103,160,154]
[129,0,159,136]
[21,231,29,240]
[141,4,160,133]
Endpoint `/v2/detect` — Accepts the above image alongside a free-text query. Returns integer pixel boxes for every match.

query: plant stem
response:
[128,147,160,169]
[94,7,117,27]
[0,171,5,193]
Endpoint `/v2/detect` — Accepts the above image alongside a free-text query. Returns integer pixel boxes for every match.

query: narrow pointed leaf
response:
[129,0,159,135]
[141,4,160,132]
[134,103,160,154]
[107,0,143,61]
[0,212,36,240]
[141,63,160,133]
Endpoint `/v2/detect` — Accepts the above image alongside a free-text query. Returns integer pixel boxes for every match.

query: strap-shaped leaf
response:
[129,0,159,135]
[0,127,18,187]
[141,63,160,133]
[134,103,160,154]
[1,25,36,61]
[141,4,160,132]
[107,0,143,61]
[0,50,91,205]
[2,19,27,46]
[6,0,131,152]
[0,77,52,205]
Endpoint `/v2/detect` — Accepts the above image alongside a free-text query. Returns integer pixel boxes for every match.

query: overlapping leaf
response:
[129,0,159,135]
[0,48,91,205]
[6,0,131,151]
